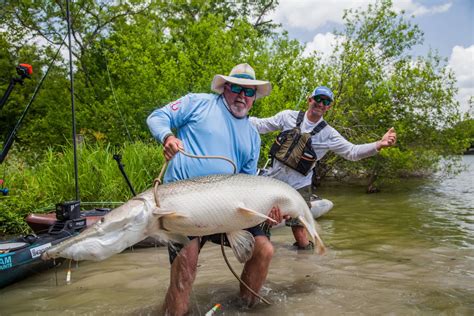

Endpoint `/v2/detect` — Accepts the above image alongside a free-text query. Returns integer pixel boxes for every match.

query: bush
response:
[0,141,165,235]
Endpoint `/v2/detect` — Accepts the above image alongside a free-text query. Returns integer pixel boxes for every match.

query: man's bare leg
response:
[240,235,274,306]
[163,238,200,316]
[292,226,310,248]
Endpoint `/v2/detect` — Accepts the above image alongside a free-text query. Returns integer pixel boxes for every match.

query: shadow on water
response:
[0,156,473,315]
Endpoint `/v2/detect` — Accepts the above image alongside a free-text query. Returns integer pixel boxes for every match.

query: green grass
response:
[0,141,165,235]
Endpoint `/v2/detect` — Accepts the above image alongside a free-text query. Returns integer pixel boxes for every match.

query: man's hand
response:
[376,127,397,151]
[163,135,184,161]
[265,206,290,226]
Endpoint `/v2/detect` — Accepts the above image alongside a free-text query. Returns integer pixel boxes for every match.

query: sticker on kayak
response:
[30,243,52,258]
[0,253,13,270]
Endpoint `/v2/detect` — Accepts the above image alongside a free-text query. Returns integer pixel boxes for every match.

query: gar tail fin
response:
[226,230,255,263]
[298,215,326,255]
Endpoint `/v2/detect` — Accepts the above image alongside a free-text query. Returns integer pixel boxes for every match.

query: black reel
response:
[55,200,81,221]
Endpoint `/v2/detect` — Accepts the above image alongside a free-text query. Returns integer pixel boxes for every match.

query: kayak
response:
[1,199,171,289]
[0,218,86,288]
[271,196,334,229]
[25,208,111,233]
[25,208,163,249]
[310,197,334,218]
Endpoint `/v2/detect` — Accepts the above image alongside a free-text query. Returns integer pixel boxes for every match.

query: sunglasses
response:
[313,96,331,106]
[229,84,256,97]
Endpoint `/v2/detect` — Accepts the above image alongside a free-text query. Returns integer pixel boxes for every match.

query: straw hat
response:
[211,63,272,99]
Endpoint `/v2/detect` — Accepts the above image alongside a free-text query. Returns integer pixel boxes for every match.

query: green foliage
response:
[309,0,471,188]
[0,0,472,234]
[0,141,165,234]
[0,31,72,163]
[444,118,474,152]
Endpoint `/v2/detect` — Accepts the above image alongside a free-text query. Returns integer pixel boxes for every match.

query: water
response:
[1,156,473,315]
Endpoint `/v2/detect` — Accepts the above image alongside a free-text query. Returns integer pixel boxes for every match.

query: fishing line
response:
[295,79,309,111]
[104,58,133,142]
[220,234,272,305]
[191,288,202,316]
[54,259,58,286]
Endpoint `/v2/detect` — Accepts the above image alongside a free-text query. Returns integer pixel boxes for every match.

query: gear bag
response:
[269,111,327,175]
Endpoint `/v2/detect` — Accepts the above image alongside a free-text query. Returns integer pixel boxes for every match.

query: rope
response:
[152,148,236,206]
[153,148,271,305]
[153,160,168,207]
[220,234,272,305]
[178,149,237,174]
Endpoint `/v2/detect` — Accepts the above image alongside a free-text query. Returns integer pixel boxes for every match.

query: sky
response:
[269,0,474,115]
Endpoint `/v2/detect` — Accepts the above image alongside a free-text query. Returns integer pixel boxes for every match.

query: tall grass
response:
[0,141,165,235]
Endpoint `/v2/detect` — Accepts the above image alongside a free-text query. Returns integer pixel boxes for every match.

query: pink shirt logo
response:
[169,100,181,111]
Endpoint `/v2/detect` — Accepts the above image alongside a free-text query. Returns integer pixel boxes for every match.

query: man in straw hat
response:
[147,63,277,314]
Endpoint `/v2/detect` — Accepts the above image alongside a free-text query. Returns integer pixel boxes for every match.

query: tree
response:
[306,0,470,190]
[0,0,471,192]
[0,32,73,163]
[0,0,283,148]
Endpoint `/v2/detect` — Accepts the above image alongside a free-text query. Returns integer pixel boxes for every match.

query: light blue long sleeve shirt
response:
[147,93,261,183]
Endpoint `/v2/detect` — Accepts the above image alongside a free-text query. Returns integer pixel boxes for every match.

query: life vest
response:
[269,111,327,175]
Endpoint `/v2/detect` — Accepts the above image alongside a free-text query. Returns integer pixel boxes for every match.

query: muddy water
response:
[1,156,473,315]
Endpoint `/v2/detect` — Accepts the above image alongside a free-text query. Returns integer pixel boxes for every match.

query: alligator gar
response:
[43,174,325,262]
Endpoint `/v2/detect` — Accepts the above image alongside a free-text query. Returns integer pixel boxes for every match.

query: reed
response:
[0,141,165,235]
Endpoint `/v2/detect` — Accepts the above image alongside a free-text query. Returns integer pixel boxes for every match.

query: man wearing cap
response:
[147,63,276,314]
[251,86,397,249]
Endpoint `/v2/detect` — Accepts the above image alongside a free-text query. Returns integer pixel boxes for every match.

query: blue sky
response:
[269,0,474,115]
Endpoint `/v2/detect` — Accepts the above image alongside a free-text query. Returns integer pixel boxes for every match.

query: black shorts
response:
[167,224,267,264]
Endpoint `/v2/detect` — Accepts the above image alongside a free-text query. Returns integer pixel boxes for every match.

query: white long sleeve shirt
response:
[250,110,378,189]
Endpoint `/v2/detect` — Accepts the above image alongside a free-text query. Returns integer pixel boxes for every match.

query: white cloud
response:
[302,32,345,60]
[271,0,365,30]
[393,1,452,16]
[273,1,468,114]
[448,45,474,115]
[271,0,452,31]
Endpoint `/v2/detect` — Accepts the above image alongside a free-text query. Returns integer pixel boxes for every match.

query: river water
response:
[1,156,473,315]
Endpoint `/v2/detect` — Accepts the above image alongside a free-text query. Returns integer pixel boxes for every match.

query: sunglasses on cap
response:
[313,95,331,106]
[228,84,256,97]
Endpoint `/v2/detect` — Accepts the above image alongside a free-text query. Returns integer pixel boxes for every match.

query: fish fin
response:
[152,209,188,218]
[165,233,191,246]
[227,230,255,263]
[297,216,326,255]
[237,206,277,224]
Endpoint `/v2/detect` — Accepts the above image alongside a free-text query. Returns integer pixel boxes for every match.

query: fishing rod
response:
[0,39,67,164]
[0,64,33,195]
[51,0,82,227]
[113,154,137,196]
[66,0,79,201]
[0,64,32,111]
